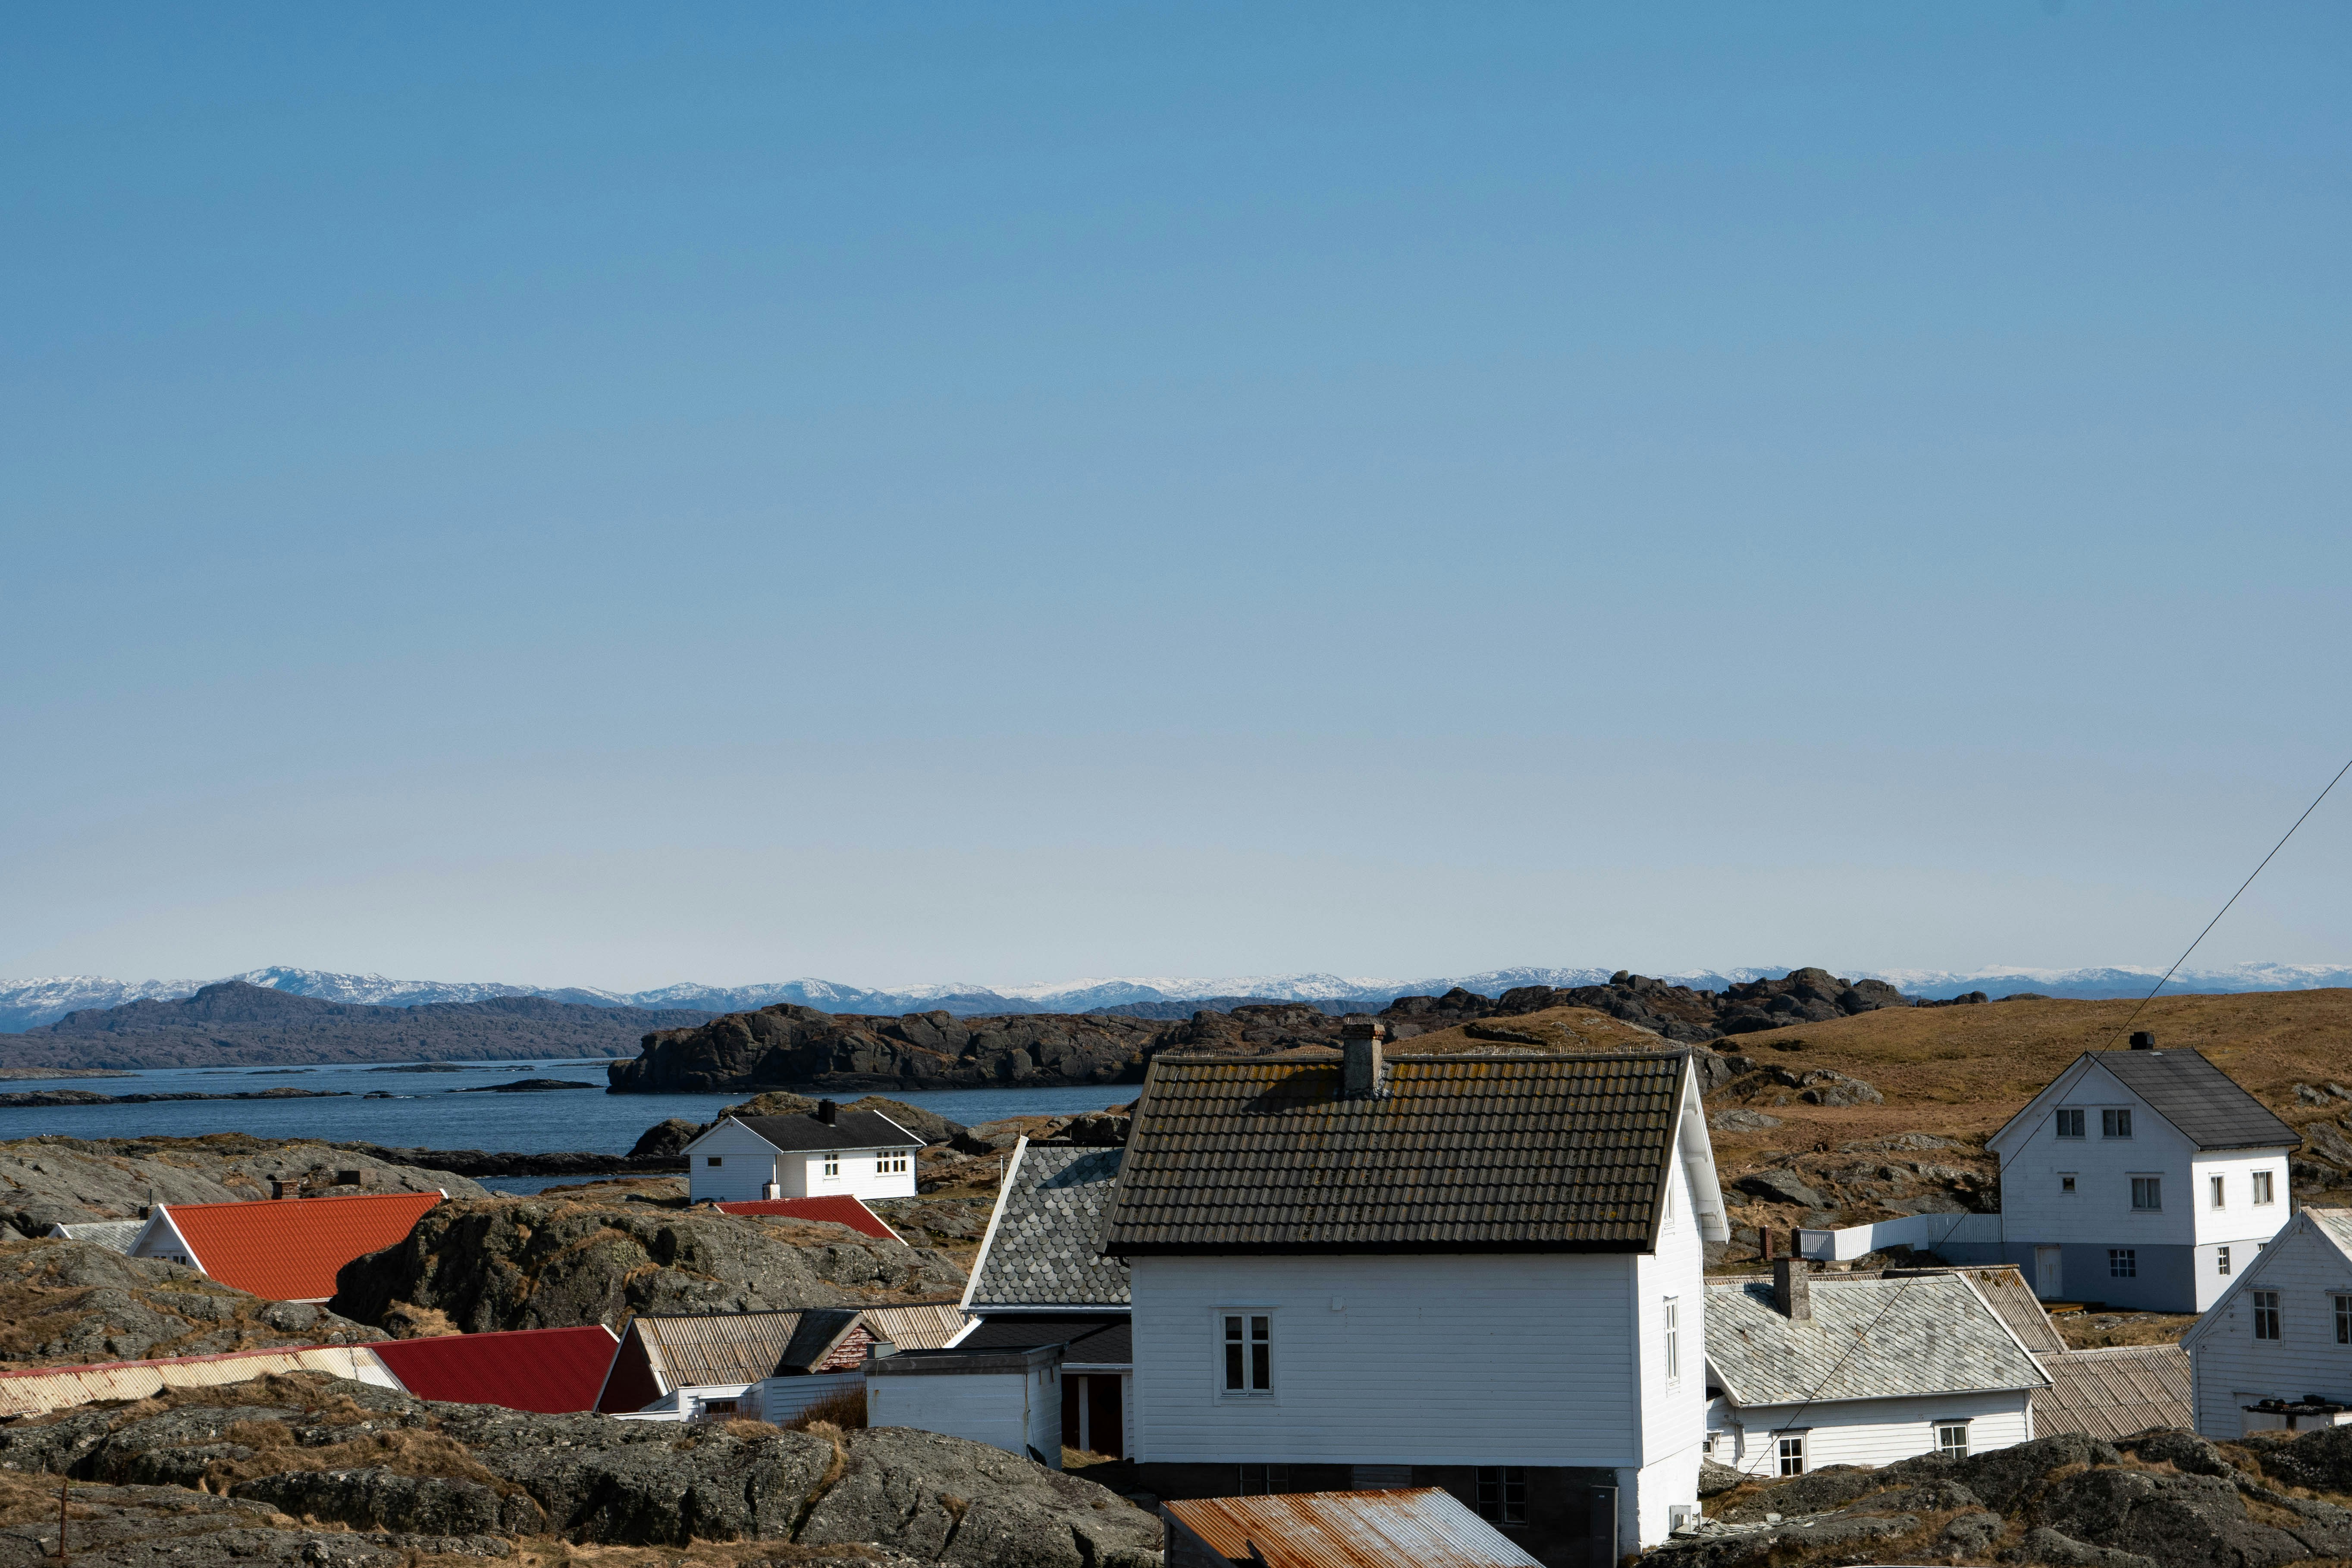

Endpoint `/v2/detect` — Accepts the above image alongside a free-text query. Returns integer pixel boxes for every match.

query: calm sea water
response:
[0,1060,1130,1167]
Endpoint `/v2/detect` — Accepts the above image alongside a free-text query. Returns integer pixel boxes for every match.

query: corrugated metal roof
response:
[47,1220,144,1253]
[734,1110,923,1154]
[2034,1346,2192,1440]
[163,1191,441,1301]
[1952,1266,2067,1355]
[1163,1487,1543,1568]
[369,1326,618,1414]
[2092,1050,2298,1151]
[857,1302,968,1350]
[714,1196,902,1242]
[966,1142,1130,1307]
[0,1345,396,1418]
[1103,1053,1689,1254]
[1705,1273,2049,1406]
[627,1304,967,1389]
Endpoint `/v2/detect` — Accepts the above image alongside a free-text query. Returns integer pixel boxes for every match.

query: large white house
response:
[1966,1037,2299,1313]
[682,1101,923,1204]
[1099,1024,1729,1567]
[2180,1206,2352,1439]
[1703,1264,2049,1477]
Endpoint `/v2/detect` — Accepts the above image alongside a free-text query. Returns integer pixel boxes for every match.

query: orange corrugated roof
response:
[165,1191,441,1301]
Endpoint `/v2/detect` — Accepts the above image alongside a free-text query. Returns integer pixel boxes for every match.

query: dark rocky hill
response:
[0,982,714,1069]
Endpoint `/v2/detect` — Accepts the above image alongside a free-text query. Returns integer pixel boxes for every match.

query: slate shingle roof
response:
[2033,1346,2191,1440]
[734,1110,923,1154]
[965,1143,1130,1307]
[1705,1273,2048,1407]
[2093,1050,2298,1151]
[1100,1052,1691,1255]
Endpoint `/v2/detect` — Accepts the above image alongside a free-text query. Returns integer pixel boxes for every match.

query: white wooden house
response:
[1954,1037,2298,1313]
[1100,1024,1730,1567]
[1703,1263,2049,1476]
[956,1137,1132,1458]
[682,1100,922,1204]
[2180,1206,2352,1438]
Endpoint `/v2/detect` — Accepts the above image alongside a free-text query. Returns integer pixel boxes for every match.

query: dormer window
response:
[2102,1109,2132,1138]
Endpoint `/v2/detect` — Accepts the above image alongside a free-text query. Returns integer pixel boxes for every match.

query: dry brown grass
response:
[1389,1006,1684,1056]
[781,1388,867,1433]
[2054,1311,2200,1348]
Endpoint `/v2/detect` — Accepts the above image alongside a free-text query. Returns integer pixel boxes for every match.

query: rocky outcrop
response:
[0,1373,1158,1567]
[0,1238,385,1366]
[0,1136,486,1240]
[328,1191,966,1333]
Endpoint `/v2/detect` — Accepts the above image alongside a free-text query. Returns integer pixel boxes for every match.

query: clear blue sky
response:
[6,4,2350,989]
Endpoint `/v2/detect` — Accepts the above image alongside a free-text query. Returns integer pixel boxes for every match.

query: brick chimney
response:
[270,1179,300,1201]
[1773,1257,1812,1320]
[817,1099,838,1126]
[1341,1020,1387,1099]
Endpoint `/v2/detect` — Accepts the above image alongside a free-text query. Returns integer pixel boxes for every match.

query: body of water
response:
[0,1061,1131,1157]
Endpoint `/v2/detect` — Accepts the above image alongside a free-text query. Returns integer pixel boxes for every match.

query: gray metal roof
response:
[1102,1053,1691,1254]
[965,1142,1130,1307]
[2034,1346,2190,1440]
[958,1312,1131,1364]
[48,1220,144,1253]
[1705,1273,2049,1407]
[734,1109,923,1154]
[2091,1049,2297,1151]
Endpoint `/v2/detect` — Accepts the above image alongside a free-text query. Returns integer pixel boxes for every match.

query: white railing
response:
[1795,1211,2001,1261]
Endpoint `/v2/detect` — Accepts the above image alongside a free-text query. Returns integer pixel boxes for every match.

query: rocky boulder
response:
[0,1238,384,1366]
[329,1193,966,1333]
[0,1136,485,1239]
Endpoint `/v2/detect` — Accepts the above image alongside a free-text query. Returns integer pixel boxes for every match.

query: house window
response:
[1935,1422,1970,1459]
[2103,1108,2132,1138]
[1477,1467,1527,1526]
[1662,1297,1682,1385]
[2109,1248,2136,1278]
[706,1157,722,1167]
[2334,1296,2351,1345]
[2254,1171,2276,1205]
[1237,1464,1289,1496]
[2061,1175,2077,1194]
[877,1152,908,1176]
[2212,1176,2226,1209]
[2056,1109,2085,1139]
[1222,1314,1272,1395]
[2132,1177,2162,1211]
[1778,1435,1806,1476]
[2254,1290,2281,1340]
[2218,1247,2231,1277]
[823,1155,839,1177]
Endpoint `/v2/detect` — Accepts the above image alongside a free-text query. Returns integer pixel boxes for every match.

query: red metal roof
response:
[1164,1488,1544,1568]
[713,1195,901,1242]
[372,1326,621,1414]
[164,1191,442,1301]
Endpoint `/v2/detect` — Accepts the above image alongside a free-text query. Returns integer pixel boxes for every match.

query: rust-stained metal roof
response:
[1163,1487,1543,1568]
[0,1345,396,1418]
[2034,1345,2192,1440]
[1102,1052,1690,1254]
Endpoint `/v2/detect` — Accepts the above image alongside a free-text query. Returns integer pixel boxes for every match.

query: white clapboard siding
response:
[868,1363,1061,1462]
[784,1149,918,1201]
[685,1122,783,1204]
[1719,1389,2032,1476]
[2187,1216,2352,1437]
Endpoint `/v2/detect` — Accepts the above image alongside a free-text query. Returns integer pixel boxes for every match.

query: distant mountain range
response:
[3,961,2349,1033]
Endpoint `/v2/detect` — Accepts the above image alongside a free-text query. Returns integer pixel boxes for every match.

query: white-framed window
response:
[2218,1246,2231,1276]
[2060,1174,2077,1194]
[2254,1170,2276,1205]
[2335,1295,2352,1345]
[823,1154,840,1178]
[2109,1248,2136,1278]
[2056,1108,2085,1139]
[1663,1175,1675,1228]
[1935,1421,1969,1459]
[2212,1175,2226,1208]
[1778,1434,1806,1477]
[1664,1298,1681,1385]
[877,1151,908,1176]
[1221,1312,1273,1396]
[2254,1290,2281,1340]
[706,1156,723,1167]
[2103,1108,2132,1138]
[2132,1176,2162,1211]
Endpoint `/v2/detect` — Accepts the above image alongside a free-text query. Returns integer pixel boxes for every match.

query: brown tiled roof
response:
[1100,1051,1692,1254]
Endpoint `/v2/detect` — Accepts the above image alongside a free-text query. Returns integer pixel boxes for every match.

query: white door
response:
[2035,1246,2063,1299]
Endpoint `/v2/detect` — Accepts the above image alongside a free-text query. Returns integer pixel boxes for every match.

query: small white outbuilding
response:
[864,1343,1064,1467]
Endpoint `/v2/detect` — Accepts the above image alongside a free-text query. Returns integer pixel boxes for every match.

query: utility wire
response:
[1755,750,2352,1461]
[2096,751,2352,1051]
